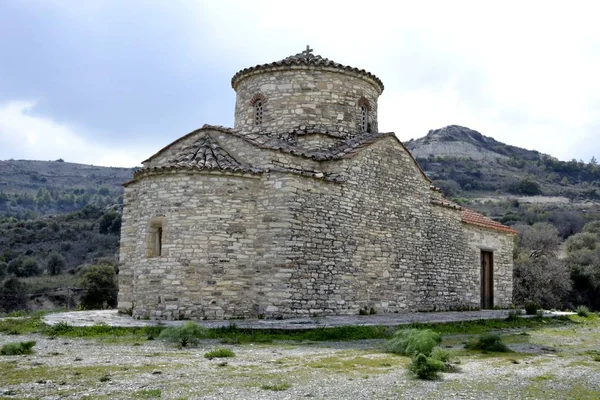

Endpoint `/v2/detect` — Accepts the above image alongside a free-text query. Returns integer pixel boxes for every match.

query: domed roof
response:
[231,46,384,92]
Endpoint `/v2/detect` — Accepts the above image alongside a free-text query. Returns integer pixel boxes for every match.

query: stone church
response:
[117,47,517,320]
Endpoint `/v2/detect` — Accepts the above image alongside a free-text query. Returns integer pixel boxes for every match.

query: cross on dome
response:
[301,45,313,56]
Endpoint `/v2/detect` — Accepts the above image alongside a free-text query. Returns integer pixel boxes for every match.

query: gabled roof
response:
[167,134,258,172]
[231,49,384,92]
[461,208,518,234]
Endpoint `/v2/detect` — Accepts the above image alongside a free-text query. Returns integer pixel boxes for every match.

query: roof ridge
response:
[231,50,384,92]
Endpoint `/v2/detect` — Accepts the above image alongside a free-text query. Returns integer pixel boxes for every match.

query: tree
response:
[0,277,28,313]
[98,211,122,234]
[565,222,600,310]
[513,223,571,309]
[0,261,7,280]
[46,251,66,275]
[80,264,118,309]
[21,257,41,277]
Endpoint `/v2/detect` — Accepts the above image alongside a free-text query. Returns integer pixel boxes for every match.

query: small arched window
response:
[250,93,267,126]
[358,97,371,133]
[255,100,263,126]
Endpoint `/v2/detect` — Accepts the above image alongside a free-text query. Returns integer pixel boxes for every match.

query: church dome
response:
[231,47,384,138]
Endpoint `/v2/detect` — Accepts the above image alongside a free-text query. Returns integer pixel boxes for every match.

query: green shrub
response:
[524,302,539,315]
[506,310,523,321]
[430,346,451,363]
[1,341,36,355]
[465,333,510,352]
[158,322,208,347]
[204,348,236,359]
[0,277,28,313]
[80,264,118,309]
[576,305,590,317]
[386,329,441,356]
[408,353,445,380]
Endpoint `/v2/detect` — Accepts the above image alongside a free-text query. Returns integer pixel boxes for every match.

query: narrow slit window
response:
[361,105,368,132]
[255,101,263,125]
[156,227,163,257]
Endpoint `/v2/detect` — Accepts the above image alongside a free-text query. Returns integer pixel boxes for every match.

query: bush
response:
[46,251,66,275]
[386,329,441,356]
[430,346,451,363]
[1,341,36,355]
[0,261,7,280]
[576,305,590,317]
[524,302,539,315]
[158,322,208,348]
[80,264,118,309]
[408,353,445,380]
[0,277,28,313]
[204,348,235,359]
[506,310,523,321]
[465,333,510,352]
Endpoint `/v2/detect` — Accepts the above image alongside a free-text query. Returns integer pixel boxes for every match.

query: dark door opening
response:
[481,251,494,309]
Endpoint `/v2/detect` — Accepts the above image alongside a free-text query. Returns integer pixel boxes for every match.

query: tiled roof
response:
[134,135,263,181]
[141,125,432,184]
[461,208,518,234]
[231,49,384,92]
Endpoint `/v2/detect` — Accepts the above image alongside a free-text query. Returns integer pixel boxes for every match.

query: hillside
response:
[406,125,600,201]
[0,160,135,217]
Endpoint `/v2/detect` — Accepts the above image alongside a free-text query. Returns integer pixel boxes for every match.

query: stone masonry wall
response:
[463,225,515,308]
[233,68,381,137]
[119,133,514,319]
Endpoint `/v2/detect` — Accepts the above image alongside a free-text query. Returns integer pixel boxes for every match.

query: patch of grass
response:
[386,329,441,356]
[530,374,555,382]
[576,305,590,317]
[134,389,162,398]
[213,324,392,344]
[204,348,235,359]
[261,382,291,391]
[0,341,36,355]
[305,354,406,373]
[0,313,46,335]
[465,334,510,352]
[158,322,208,348]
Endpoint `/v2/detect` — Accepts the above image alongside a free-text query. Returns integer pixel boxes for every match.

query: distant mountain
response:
[0,160,135,217]
[405,125,541,161]
[405,125,600,201]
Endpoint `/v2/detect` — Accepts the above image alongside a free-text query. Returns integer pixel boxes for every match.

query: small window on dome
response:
[361,105,368,133]
[255,100,263,126]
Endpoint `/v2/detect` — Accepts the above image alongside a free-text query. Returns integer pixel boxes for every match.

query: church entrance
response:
[480,251,494,309]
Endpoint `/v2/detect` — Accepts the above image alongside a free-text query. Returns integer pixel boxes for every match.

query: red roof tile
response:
[461,208,518,234]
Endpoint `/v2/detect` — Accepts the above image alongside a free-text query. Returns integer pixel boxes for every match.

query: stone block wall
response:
[463,225,515,308]
[119,132,515,319]
[233,68,381,137]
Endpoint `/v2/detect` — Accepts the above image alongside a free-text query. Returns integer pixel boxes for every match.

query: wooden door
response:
[481,251,494,309]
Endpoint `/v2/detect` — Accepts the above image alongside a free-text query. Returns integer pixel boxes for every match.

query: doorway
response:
[480,250,494,309]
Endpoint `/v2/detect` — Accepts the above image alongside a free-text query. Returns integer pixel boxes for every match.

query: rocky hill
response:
[405,125,600,201]
[405,125,541,161]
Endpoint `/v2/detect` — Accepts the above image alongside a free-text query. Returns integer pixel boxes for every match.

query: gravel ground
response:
[1,320,600,399]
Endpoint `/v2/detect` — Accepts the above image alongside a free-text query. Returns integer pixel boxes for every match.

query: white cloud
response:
[0,101,149,167]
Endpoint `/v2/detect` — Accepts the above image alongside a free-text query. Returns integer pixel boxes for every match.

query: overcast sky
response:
[0,1,599,167]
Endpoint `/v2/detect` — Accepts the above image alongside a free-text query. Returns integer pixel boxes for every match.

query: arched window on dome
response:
[250,93,267,126]
[358,98,371,133]
[255,101,263,126]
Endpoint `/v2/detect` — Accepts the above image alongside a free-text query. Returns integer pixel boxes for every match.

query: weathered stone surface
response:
[117,49,516,321]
